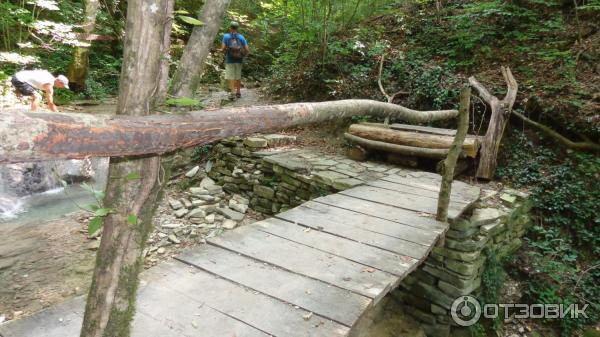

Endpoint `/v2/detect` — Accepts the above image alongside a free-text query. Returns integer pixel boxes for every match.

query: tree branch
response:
[0,100,458,163]
[468,76,495,105]
[513,111,600,151]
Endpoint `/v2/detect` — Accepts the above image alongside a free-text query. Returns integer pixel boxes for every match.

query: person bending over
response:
[220,21,250,100]
[11,69,69,112]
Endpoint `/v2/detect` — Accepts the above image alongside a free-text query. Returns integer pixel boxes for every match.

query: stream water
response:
[0,159,109,226]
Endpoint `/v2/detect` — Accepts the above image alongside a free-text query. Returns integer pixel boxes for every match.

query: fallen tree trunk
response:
[0,101,457,163]
[348,124,479,157]
[344,133,466,159]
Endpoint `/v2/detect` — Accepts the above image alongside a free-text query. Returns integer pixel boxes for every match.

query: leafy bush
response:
[498,131,600,336]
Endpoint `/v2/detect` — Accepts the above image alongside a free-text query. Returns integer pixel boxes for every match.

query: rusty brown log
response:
[0,100,457,163]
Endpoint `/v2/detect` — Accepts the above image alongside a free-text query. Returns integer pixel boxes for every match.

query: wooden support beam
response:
[344,133,465,159]
[0,100,458,163]
[348,124,479,157]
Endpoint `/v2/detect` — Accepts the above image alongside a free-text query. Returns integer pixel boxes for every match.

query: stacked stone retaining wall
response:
[393,189,532,337]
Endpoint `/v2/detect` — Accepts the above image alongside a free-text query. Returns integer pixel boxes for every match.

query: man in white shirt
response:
[11,70,69,112]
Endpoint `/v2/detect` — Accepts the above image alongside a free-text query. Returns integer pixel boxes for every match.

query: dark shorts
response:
[11,76,36,96]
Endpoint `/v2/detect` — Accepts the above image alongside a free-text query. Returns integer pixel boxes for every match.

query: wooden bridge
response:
[0,170,480,337]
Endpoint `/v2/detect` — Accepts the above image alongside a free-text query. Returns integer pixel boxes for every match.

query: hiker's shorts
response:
[225,63,243,81]
[11,76,36,96]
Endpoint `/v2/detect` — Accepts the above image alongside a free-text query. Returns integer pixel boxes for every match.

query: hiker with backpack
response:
[220,21,249,100]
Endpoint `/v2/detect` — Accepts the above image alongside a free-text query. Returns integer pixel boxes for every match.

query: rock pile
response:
[142,177,250,265]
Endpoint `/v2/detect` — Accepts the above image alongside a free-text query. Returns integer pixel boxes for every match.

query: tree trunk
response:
[436,87,471,222]
[1,100,457,163]
[169,0,232,98]
[67,0,101,91]
[347,124,479,157]
[79,1,170,337]
[344,133,462,159]
[156,0,175,104]
[470,67,518,180]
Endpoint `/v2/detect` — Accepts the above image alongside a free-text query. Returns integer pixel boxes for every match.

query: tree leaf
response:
[178,16,204,26]
[88,216,103,235]
[84,203,100,212]
[127,214,138,226]
[94,208,112,217]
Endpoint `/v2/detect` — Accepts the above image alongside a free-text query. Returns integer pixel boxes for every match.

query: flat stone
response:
[232,194,249,205]
[86,240,101,251]
[332,178,363,190]
[244,137,268,148]
[189,188,209,196]
[205,213,215,224]
[192,200,207,207]
[230,202,248,214]
[205,185,223,195]
[185,166,200,178]
[168,199,184,210]
[168,234,181,244]
[196,204,218,213]
[216,207,245,222]
[200,177,216,189]
[162,223,181,229]
[480,220,505,236]
[187,208,206,219]
[174,208,189,218]
[222,219,238,230]
[254,185,275,199]
[438,278,481,297]
[263,134,296,147]
[195,195,216,202]
[500,193,517,205]
[157,247,166,254]
[313,171,348,186]
[470,208,504,227]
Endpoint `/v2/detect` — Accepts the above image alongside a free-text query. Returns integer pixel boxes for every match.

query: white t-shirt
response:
[15,70,55,90]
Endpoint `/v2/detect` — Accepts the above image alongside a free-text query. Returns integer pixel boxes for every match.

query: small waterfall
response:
[0,158,109,222]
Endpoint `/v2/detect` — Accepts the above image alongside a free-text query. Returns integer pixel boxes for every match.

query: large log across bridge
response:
[0,100,457,163]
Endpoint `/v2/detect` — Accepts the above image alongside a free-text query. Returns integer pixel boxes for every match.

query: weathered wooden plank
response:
[147,260,351,337]
[315,194,447,233]
[0,297,84,337]
[390,123,458,136]
[136,282,269,337]
[0,297,190,337]
[339,185,466,220]
[254,218,418,276]
[276,201,439,248]
[176,245,371,327]
[366,180,473,204]
[381,173,481,201]
[208,225,399,301]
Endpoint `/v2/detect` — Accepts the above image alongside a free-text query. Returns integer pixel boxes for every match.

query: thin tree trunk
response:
[79,1,170,336]
[156,0,175,103]
[169,0,232,98]
[67,0,101,91]
[470,67,518,180]
[436,87,471,222]
[1,100,458,163]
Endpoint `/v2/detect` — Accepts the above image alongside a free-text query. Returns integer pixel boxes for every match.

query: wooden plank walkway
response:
[0,171,480,337]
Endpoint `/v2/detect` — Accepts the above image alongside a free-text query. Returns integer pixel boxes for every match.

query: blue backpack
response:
[228,33,243,61]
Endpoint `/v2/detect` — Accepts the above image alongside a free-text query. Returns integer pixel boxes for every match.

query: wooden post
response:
[436,87,471,222]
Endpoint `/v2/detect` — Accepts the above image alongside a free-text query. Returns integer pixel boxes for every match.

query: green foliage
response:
[177,15,203,26]
[191,145,212,162]
[479,249,506,331]
[498,131,600,335]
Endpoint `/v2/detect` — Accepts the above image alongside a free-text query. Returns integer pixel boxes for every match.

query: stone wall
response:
[392,188,532,337]
[207,134,399,215]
